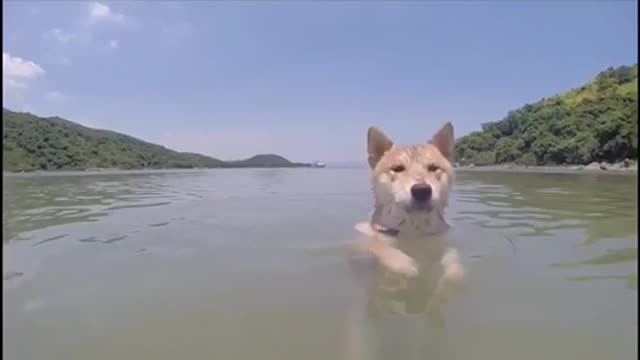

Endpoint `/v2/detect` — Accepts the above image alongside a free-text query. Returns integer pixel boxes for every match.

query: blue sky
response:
[3,1,637,162]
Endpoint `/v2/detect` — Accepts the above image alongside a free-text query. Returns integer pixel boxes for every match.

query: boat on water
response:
[311,161,326,168]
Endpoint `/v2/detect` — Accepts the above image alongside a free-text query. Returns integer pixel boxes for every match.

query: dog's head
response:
[367,123,455,218]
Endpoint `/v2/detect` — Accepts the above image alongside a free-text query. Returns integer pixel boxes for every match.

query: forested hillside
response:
[455,64,638,166]
[2,109,307,172]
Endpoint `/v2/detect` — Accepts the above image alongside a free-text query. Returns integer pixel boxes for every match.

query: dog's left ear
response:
[367,127,394,168]
[429,122,454,160]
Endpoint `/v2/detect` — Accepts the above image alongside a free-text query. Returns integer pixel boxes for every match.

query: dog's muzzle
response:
[408,183,433,211]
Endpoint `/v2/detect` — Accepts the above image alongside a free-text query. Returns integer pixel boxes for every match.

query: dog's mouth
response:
[405,200,434,213]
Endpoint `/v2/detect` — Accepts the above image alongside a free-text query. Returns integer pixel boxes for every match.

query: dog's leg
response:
[367,237,418,277]
[341,305,373,360]
[353,221,418,277]
[426,247,465,324]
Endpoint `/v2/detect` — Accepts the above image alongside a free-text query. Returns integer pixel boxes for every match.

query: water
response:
[3,169,637,360]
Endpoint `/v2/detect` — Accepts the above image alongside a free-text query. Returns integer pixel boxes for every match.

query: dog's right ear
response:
[429,122,455,161]
[367,127,394,168]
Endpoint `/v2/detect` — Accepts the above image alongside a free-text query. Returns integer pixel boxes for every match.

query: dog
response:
[350,122,465,322]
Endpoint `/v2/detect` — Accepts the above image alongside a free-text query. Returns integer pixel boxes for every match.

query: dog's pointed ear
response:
[429,122,454,161]
[367,127,394,168]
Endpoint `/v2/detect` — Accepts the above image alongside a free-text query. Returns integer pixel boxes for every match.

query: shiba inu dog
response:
[340,124,466,359]
[352,122,465,318]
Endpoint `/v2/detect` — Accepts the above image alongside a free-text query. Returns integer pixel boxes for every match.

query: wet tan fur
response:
[353,122,464,318]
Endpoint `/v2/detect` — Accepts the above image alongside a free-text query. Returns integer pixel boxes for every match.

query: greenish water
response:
[3,169,637,360]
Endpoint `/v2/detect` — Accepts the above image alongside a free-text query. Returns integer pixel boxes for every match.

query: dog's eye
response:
[391,165,405,173]
[427,164,439,172]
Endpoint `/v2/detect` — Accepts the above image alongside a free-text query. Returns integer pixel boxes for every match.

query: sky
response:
[3,1,638,163]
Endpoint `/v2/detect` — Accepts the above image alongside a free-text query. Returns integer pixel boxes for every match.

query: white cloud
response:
[44,28,76,44]
[88,2,125,24]
[3,52,45,89]
[108,39,119,49]
[5,78,28,89]
[45,91,67,102]
[3,53,45,79]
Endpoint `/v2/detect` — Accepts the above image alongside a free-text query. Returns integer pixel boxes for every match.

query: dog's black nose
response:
[410,183,432,203]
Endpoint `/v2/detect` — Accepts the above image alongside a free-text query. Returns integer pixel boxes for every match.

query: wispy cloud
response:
[108,39,119,49]
[3,52,45,90]
[87,2,125,24]
[44,28,76,44]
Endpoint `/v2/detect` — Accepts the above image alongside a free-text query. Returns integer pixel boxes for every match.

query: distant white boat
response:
[311,161,326,168]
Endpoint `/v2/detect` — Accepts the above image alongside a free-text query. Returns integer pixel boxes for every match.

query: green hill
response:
[225,154,311,168]
[2,109,307,172]
[455,64,638,166]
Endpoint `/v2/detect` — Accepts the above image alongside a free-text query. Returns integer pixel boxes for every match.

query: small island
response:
[2,109,322,172]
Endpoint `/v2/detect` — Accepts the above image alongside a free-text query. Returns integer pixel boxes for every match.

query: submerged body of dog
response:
[351,122,465,319]
[340,123,465,359]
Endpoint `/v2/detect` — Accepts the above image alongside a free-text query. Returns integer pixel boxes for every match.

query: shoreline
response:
[4,162,638,177]
[456,164,637,176]
[2,167,320,177]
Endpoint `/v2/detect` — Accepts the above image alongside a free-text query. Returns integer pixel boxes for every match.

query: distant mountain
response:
[455,64,638,166]
[2,109,310,172]
[225,154,310,168]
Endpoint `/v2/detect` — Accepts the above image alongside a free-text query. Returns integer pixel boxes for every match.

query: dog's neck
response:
[370,203,450,239]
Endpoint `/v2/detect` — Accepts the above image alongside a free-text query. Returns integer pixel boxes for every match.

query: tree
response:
[495,138,525,163]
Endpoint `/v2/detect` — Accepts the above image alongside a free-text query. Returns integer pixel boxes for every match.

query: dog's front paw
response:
[441,248,465,287]
[379,248,418,277]
[444,262,465,287]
